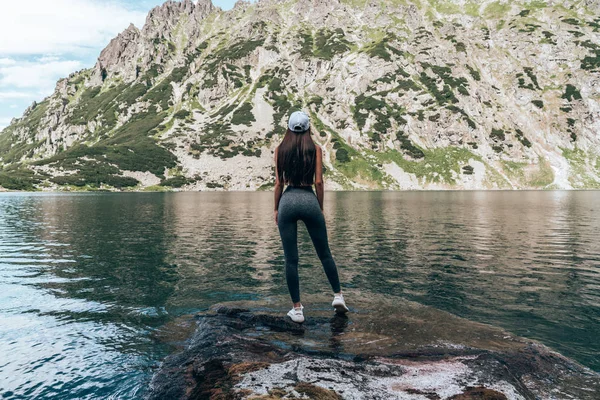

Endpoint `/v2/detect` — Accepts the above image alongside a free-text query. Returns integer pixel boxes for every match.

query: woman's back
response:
[275,130,317,187]
[278,145,322,188]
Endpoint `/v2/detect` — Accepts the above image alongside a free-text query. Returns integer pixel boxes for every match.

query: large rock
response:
[146,294,600,399]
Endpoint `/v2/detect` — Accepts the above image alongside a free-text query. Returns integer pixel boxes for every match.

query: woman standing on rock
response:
[273,110,349,323]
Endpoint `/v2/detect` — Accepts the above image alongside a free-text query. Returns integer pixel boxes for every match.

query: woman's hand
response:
[274,210,278,226]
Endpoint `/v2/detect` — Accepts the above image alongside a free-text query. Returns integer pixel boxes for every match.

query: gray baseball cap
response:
[288,111,310,133]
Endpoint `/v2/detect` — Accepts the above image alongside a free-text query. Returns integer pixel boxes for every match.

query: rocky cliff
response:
[0,0,599,191]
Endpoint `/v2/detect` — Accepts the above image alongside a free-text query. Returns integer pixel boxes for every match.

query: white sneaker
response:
[287,305,305,323]
[332,293,349,314]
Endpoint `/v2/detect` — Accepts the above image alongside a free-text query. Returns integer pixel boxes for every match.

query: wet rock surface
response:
[146,295,600,399]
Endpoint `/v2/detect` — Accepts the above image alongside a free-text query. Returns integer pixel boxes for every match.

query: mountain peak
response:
[144,0,216,31]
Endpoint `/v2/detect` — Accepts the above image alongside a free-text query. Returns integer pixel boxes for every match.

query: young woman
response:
[273,110,349,323]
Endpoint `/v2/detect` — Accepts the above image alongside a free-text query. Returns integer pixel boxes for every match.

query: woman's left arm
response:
[273,147,284,224]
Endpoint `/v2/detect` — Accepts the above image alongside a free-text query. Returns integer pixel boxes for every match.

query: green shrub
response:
[562,84,582,101]
[365,33,403,61]
[70,86,121,127]
[174,109,191,119]
[336,147,349,163]
[0,167,42,190]
[307,96,323,107]
[186,41,208,63]
[216,38,265,61]
[296,30,314,58]
[515,129,532,148]
[581,50,600,71]
[490,128,505,141]
[532,100,544,108]
[313,27,351,60]
[524,67,541,90]
[231,102,255,126]
[418,72,458,105]
[561,18,580,25]
[142,66,187,110]
[353,93,386,131]
[39,107,177,178]
[396,79,420,92]
[396,131,424,158]
[445,105,476,129]
[466,65,481,81]
[49,160,139,188]
[160,176,190,187]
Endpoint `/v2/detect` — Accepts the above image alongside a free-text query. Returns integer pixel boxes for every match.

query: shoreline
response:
[2,187,600,194]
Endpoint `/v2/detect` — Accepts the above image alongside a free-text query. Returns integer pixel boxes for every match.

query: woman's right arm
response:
[315,146,324,211]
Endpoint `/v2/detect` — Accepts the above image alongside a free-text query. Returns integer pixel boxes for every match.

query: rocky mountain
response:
[0,0,599,191]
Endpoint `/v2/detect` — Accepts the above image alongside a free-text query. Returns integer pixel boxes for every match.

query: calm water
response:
[0,191,599,399]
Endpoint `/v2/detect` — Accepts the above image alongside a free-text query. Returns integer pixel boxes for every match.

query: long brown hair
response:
[277,127,317,186]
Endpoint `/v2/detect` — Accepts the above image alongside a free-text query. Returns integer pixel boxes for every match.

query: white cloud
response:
[0,0,153,128]
[0,90,37,100]
[0,0,148,55]
[37,55,62,63]
[0,58,83,91]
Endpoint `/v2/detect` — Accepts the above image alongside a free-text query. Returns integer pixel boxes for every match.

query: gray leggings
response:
[277,185,341,303]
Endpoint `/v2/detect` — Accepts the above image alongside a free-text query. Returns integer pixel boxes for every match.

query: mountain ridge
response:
[0,0,599,191]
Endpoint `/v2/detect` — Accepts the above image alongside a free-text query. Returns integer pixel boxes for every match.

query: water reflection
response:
[0,191,599,399]
[329,314,349,354]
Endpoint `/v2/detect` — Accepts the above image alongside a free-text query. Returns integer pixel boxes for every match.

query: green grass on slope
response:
[362,32,405,62]
[371,146,481,185]
[0,165,46,191]
[141,66,188,110]
[482,1,512,18]
[0,134,46,165]
[34,106,177,188]
[230,102,256,126]
[352,92,408,145]
[69,78,156,136]
[295,27,352,60]
[0,100,50,164]
[49,160,139,189]
[527,158,555,188]
[561,147,600,188]
[202,38,265,88]
[501,159,555,188]
[309,113,393,189]
[428,0,461,15]
[255,66,292,126]
[314,28,352,60]
[417,63,476,129]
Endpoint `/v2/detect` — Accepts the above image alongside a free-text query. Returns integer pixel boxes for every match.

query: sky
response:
[0,0,245,131]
